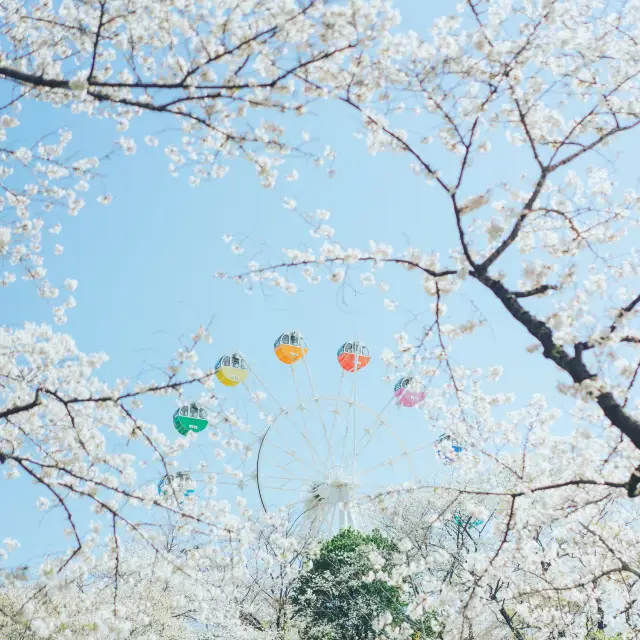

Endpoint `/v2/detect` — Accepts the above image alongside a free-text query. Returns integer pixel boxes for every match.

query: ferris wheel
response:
[161,331,464,536]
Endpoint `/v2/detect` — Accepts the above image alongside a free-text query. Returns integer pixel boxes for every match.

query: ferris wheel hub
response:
[308,465,357,508]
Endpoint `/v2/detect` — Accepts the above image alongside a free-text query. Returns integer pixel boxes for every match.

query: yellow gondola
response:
[274,330,308,365]
[214,352,249,387]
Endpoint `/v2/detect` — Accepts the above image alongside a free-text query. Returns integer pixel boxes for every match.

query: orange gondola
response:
[337,340,371,372]
[274,330,308,365]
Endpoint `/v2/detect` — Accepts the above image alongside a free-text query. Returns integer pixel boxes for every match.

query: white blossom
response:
[383,298,398,311]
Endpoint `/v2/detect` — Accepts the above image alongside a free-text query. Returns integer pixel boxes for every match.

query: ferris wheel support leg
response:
[338,505,348,530]
[346,507,356,530]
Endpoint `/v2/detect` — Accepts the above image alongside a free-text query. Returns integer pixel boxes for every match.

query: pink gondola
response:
[393,377,426,407]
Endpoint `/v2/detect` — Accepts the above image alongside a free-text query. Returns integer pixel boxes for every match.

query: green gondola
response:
[173,402,208,435]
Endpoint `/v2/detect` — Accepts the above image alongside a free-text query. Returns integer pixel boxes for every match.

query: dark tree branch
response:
[41,372,213,405]
[549,117,640,172]
[578,293,640,352]
[238,256,457,281]
[469,269,640,495]
[16,460,83,572]
[511,284,558,298]
[0,389,42,421]
[492,595,526,640]
[88,1,106,82]
[479,169,548,272]
[0,37,356,95]
[623,361,640,408]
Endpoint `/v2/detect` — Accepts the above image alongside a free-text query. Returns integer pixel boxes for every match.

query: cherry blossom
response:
[5,0,640,636]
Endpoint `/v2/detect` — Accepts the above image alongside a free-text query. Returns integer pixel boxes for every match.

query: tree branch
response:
[87,1,106,82]
[0,389,42,421]
[510,284,558,298]
[238,256,457,281]
[580,292,640,351]
[469,269,640,494]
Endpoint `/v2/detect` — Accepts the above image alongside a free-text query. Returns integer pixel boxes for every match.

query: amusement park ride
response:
[156,331,465,535]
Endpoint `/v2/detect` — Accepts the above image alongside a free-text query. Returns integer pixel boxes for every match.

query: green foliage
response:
[291,528,435,640]
[291,528,402,639]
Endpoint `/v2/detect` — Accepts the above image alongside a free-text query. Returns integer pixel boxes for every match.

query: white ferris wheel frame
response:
[253,391,425,533]
[140,339,452,535]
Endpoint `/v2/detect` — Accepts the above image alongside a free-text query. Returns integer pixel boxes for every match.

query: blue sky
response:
[3,0,637,571]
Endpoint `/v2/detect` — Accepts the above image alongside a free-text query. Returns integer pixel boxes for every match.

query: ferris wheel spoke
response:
[354,482,392,494]
[336,355,367,478]
[263,495,308,515]
[290,366,322,460]
[295,423,323,462]
[283,496,312,510]
[338,404,353,470]
[317,399,337,468]
[273,461,322,483]
[265,410,296,447]
[355,397,395,456]
[353,481,417,498]
[322,406,344,466]
[275,415,319,464]
[264,446,318,480]
[255,405,323,472]
[263,474,319,484]
[262,427,325,474]
[350,346,361,478]
[354,421,384,458]
[242,380,298,456]
[258,484,305,493]
[248,371,287,416]
[327,370,345,452]
[302,355,335,469]
[356,411,417,479]
[328,503,338,533]
[247,367,319,462]
[321,396,387,474]
[261,472,307,490]
[274,461,320,484]
[359,442,433,477]
[338,377,355,470]
[356,420,389,458]
[263,402,321,466]
[243,382,312,460]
